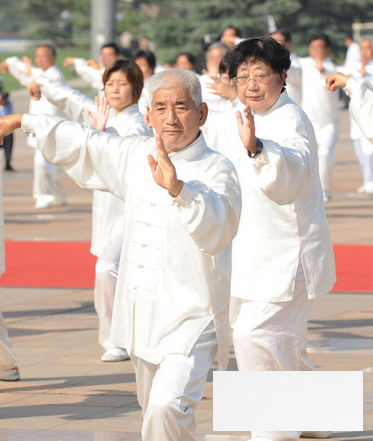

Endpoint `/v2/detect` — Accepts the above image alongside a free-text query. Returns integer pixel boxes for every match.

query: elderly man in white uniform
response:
[0,45,67,208]
[299,33,339,202]
[0,69,241,441]
[203,37,336,441]
[327,72,373,143]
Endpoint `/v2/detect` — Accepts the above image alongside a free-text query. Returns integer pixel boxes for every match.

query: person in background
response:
[0,45,67,209]
[0,90,14,171]
[326,71,373,143]
[133,48,157,113]
[299,33,339,203]
[270,29,302,106]
[63,42,122,98]
[338,38,373,194]
[174,52,197,72]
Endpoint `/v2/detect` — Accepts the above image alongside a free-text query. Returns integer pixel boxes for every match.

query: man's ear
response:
[198,102,208,128]
[146,106,153,128]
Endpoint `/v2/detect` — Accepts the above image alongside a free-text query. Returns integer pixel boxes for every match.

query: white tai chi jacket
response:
[34,76,152,256]
[345,77,373,143]
[203,90,336,302]
[21,115,242,368]
[5,57,66,148]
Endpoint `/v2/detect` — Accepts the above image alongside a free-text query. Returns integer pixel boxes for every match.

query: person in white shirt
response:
[0,45,67,209]
[203,36,335,441]
[270,30,302,106]
[199,42,236,112]
[326,71,373,144]
[0,69,241,441]
[299,33,339,203]
[63,42,122,97]
[338,38,373,194]
[344,36,361,67]
[27,59,153,363]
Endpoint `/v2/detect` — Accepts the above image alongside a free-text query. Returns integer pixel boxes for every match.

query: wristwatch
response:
[247,138,263,158]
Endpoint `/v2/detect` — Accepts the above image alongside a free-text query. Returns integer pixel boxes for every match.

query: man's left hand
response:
[147,135,183,197]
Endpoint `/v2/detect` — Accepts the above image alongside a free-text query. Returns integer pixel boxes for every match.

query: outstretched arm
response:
[0,114,23,145]
[147,134,184,197]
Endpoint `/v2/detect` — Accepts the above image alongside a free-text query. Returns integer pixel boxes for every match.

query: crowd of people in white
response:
[0,26,372,441]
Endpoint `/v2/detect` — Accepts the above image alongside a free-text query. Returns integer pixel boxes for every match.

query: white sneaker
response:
[0,366,20,381]
[101,347,130,362]
[301,431,332,438]
[357,185,366,194]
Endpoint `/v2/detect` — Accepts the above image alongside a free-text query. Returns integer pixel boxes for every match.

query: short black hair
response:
[224,26,242,38]
[101,42,121,55]
[270,29,292,43]
[176,52,196,67]
[226,37,291,79]
[133,49,156,69]
[308,33,331,48]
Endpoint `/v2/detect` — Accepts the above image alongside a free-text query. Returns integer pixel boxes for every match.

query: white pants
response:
[33,149,66,204]
[0,312,17,371]
[94,234,123,348]
[232,281,314,441]
[131,322,217,441]
[316,125,337,196]
[353,138,373,188]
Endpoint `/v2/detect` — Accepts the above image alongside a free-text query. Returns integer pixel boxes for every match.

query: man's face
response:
[147,86,207,153]
[101,47,119,68]
[236,60,285,114]
[360,39,373,64]
[309,39,330,61]
[35,46,55,71]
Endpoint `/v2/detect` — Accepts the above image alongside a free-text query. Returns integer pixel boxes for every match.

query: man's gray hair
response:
[148,69,202,109]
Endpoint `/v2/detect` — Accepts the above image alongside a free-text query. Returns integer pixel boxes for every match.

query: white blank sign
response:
[213,371,363,431]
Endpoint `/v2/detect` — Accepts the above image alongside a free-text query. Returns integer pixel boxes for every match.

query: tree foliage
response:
[1,0,373,66]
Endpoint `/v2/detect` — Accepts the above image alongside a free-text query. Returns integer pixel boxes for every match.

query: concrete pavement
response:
[0,87,372,440]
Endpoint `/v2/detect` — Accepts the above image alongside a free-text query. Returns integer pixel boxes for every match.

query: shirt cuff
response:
[172,182,196,206]
[21,114,38,137]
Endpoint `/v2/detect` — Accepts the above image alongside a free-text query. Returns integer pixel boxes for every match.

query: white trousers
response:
[0,312,17,371]
[131,322,217,441]
[353,138,373,188]
[94,234,123,349]
[33,149,66,204]
[316,125,337,196]
[232,281,314,441]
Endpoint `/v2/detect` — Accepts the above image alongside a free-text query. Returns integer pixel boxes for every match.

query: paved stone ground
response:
[0,87,372,440]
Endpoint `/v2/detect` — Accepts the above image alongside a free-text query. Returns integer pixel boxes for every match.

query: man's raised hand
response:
[147,135,183,197]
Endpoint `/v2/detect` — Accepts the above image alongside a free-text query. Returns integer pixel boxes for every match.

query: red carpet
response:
[0,241,96,288]
[0,241,371,292]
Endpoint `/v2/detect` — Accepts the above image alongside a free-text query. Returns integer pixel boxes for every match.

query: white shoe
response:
[101,347,130,362]
[357,185,366,194]
[301,431,332,438]
[34,198,53,209]
[0,366,20,381]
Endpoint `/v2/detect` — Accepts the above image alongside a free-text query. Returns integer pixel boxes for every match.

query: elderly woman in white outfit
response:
[28,59,153,362]
[203,37,336,441]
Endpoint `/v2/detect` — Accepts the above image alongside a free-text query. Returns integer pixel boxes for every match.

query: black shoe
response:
[5,163,14,171]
